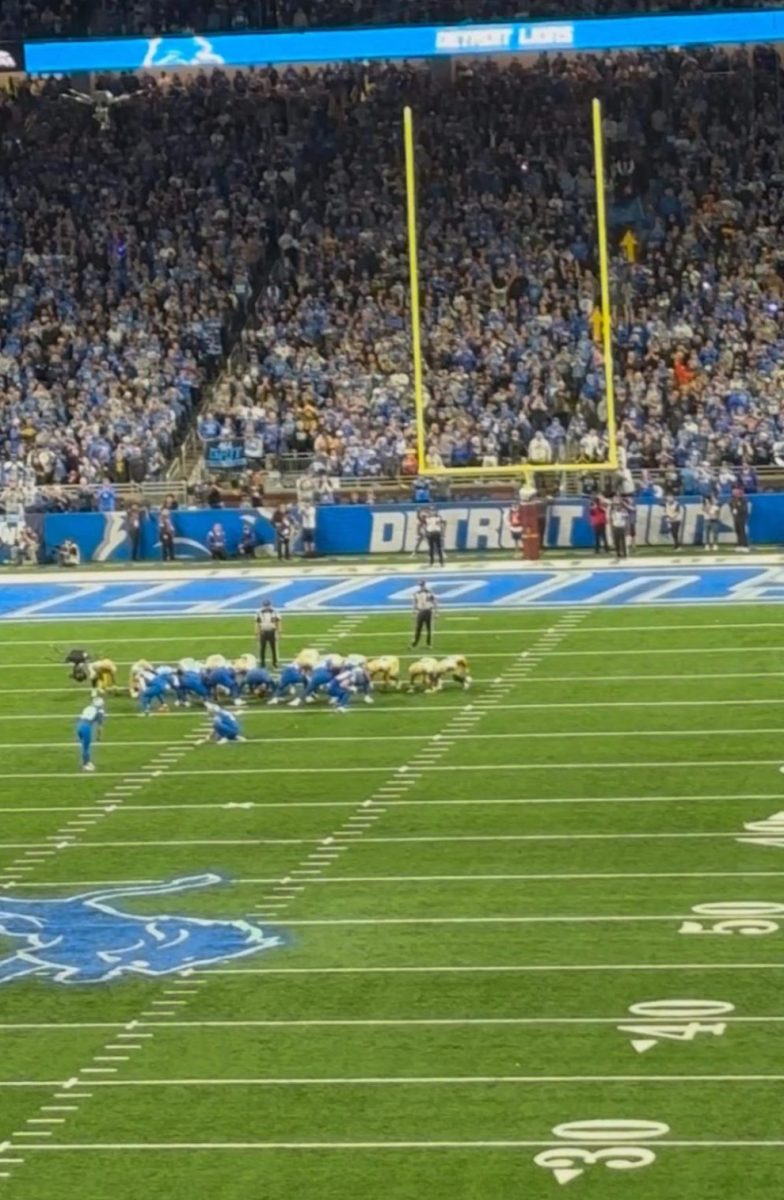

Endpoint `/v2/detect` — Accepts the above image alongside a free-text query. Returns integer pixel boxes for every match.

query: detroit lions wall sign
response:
[0,874,284,986]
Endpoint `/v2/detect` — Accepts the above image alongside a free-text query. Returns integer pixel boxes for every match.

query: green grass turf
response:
[0,603,784,1198]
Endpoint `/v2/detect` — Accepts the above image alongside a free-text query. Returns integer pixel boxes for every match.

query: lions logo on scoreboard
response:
[0,874,283,986]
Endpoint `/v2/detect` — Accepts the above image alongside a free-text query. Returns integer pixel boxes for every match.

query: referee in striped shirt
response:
[411,580,437,648]
[255,600,281,667]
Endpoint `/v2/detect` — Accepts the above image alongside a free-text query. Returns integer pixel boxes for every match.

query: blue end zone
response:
[1,566,783,619]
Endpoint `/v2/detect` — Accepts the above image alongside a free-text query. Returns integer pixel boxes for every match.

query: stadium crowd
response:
[7,0,783,38]
[3,45,784,491]
[199,47,784,483]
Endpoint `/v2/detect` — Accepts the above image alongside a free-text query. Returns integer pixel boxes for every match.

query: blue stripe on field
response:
[0,566,778,619]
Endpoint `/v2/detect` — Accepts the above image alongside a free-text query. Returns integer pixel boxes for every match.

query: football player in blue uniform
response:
[240,666,277,699]
[139,671,173,715]
[205,703,246,744]
[204,664,244,706]
[173,668,211,707]
[76,695,105,771]
[290,658,340,707]
[268,662,309,705]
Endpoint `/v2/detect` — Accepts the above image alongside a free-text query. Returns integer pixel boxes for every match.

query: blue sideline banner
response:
[34,496,780,562]
[41,510,277,562]
[24,10,784,76]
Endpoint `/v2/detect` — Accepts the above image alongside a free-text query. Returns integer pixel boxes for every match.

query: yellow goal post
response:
[403,98,618,479]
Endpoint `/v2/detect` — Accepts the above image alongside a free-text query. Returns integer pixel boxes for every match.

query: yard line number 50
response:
[679,901,784,936]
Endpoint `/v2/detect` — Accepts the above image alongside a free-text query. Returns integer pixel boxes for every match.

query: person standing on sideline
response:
[160,507,175,562]
[664,496,683,550]
[411,509,428,558]
[207,522,228,560]
[610,497,629,560]
[507,505,523,554]
[730,485,750,552]
[535,490,548,555]
[703,495,721,551]
[624,496,637,553]
[589,496,609,554]
[425,507,446,567]
[256,600,281,668]
[273,507,292,560]
[300,501,317,557]
[128,503,143,561]
[411,580,437,648]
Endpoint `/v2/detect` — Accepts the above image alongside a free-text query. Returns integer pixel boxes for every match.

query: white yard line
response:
[5,619,784,647]
[0,757,777,780]
[2,795,781,816]
[5,692,784,719]
[3,1015,784,1031]
[4,870,784,890]
[6,1138,784,1150]
[238,913,748,928]
[0,1074,783,1088]
[204,962,784,976]
[0,831,766,850]
[4,726,784,751]
[5,644,784,670]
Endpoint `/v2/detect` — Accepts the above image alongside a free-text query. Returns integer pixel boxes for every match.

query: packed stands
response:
[203,48,784,480]
[0,73,290,483]
[3,45,784,487]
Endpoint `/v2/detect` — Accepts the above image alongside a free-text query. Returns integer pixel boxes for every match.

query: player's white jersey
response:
[434,656,471,689]
[409,657,439,688]
[129,660,155,698]
[368,656,400,684]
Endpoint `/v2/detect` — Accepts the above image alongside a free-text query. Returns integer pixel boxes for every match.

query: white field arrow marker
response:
[631,1038,658,1053]
[554,1168,583,1185]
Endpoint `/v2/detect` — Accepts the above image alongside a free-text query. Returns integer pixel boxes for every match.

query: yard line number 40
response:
[617,998,734,1053]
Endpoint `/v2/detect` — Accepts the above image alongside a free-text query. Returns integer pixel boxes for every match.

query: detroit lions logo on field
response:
[0,874,283,986]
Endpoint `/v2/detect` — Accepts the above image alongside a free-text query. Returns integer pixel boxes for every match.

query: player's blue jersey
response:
[213,707,240,734]
[243,667,275,692]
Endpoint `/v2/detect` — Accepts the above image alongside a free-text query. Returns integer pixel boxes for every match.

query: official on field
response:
[411,580,437,648]
[255,600,281,667]
[424,507,446,567]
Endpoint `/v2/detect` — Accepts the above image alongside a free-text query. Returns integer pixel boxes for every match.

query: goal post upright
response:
[591,96,618,472]
[403,105,428,474]
[405,98,618,479]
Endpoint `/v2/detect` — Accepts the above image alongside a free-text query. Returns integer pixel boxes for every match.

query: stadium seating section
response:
[2,45,784,484]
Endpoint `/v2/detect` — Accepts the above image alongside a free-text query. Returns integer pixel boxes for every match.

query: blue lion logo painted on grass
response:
[0,874,283,986]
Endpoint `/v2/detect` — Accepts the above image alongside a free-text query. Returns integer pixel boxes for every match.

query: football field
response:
[1,601,784,1198]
